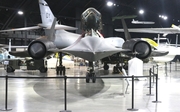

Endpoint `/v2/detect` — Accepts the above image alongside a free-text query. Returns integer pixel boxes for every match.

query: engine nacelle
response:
[28,39,56,60]
[122,38,152,59]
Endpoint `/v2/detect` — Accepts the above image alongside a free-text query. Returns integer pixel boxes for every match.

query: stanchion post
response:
[153,65,155,83]
[60,76,71,112]
[147,68,154,96]
[170,62,171,73]
[127,75,138,111]
[0,75,12,111]
[156,64,159,79]
[165,62,167,76]
[152,73,161,103]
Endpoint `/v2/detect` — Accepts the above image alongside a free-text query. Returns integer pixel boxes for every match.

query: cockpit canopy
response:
[81,7,102,31]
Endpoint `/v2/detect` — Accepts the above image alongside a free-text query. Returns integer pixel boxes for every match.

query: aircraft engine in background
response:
[122,38,152,59]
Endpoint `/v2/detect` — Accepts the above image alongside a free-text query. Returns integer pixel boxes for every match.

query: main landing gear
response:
[113,63,122,74]
[56,52,66,75]
[103,63,109,70]
[86,61,96,83]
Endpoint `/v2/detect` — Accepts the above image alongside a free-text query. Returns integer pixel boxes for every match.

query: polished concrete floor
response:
[0,62,180,112]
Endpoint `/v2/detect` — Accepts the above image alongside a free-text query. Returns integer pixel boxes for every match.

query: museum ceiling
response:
[0,0,180,30]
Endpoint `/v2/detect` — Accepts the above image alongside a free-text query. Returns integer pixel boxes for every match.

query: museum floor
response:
[0,62,180,112]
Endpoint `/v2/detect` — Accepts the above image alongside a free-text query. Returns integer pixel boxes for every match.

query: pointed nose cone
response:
[28,42,46,60]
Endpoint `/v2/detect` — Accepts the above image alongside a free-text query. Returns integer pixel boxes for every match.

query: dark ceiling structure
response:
[0,0,180,43]
[1,0,180,28]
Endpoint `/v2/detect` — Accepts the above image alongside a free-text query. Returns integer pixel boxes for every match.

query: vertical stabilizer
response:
[39,0,55,26]
[45,17,57,41]
[121,19,131,40]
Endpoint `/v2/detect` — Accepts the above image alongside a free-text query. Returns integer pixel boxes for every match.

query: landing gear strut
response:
[86,61,96,83]
[103,63,109,70]
[113,63,122,74]
[56,52,66,75]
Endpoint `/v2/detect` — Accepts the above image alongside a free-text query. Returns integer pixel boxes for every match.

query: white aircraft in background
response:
[150,38,180,63]
[0,48,12,63]
[131,19,155,24]
[0,39,22,64]
[115,23,180,63]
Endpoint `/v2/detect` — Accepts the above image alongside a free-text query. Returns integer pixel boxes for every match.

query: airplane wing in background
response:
[115,28,180,34]
[44,24,78,30]
[0,24,77,33]
[0,26,40,32]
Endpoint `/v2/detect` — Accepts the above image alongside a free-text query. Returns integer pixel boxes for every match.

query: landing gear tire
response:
[56,66,66,75]
[86,73,90,83]
[39,67,47,73]
[92,73,96,83]
[103,64,109,70]
[86,73,96,83]
[6,66,14,73]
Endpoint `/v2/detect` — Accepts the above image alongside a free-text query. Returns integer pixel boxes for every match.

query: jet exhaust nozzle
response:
[28,41,46,60]
[28,39,56,60]
[122,38,152,59]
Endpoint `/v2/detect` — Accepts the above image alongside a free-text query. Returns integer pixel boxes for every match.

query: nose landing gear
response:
[86,61,96,83]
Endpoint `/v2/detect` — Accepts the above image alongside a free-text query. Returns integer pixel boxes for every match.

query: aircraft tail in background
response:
[121,19,131,40]
[112,15,136,40]
[39,0,55,27]
[38,0,77,30]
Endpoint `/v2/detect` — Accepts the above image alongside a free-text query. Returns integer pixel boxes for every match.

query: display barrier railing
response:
[0,65,160,112]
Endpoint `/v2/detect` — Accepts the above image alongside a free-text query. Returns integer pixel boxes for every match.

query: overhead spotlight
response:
[139,9,144,14]
[17,10,24,15]
[107,1,113,7]
[159,14,168,20]
[164,16,168,20]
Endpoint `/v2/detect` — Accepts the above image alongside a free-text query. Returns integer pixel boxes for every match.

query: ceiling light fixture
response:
[107,1,113,7]
[18,10,24,15]
[139,9,144,14]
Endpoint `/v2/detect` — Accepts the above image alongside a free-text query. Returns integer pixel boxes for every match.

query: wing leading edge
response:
[115,28,180,34]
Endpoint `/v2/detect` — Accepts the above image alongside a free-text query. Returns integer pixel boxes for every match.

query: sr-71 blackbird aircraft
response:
[0,0,168,83]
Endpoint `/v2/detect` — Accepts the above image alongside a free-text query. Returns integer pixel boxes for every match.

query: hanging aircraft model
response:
[115,24,180,34]
[0,0,168,83]
[131,19,155,24]
[115,24,180,39]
